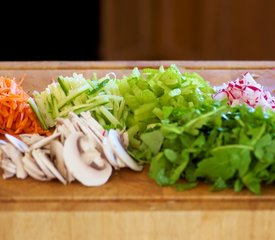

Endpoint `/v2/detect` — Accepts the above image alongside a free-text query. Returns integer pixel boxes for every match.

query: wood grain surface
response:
[1,61,275,240]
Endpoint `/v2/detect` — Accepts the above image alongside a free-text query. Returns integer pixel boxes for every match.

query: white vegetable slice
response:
[30,133,61,150]
[80,111,105,140]
[108,129,143,171]
[5,134,30,153]
[19,134,44,146]
[50,140,74,183]
[69,112,102,146]
[32,150,56,179]
[102,136,119,169]
[2,171,15,179]
[0,140,7,145]
[1,159,16,174]
[32,149,66,184]
[0,144,27,179]
[22,154,45,179]
[63,132,112,187]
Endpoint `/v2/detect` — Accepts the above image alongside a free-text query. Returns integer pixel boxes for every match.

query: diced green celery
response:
[124,94,140,110]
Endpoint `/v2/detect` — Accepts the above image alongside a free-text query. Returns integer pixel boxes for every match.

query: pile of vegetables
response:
[2,65,275,194]
[213,72,275,110]
[0,77,48,135]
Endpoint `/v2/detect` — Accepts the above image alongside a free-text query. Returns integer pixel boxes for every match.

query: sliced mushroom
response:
[1,158,16,175]
[77,136,106,169]
[116,157,127,168]
[2,170,15,179]
[19,134,45,146]
[63,132,112,186]
[1,157,16,179]
[55,125,68,142]
[120,132,129,148]
[5,134,30,153]
[50,140,74,183]
[68,112,102,146]
[36,150,66,185]
[81,151,106,169]
[32,149,56,179]
[0,144,27,179]
[30,132,61,150]
[78,136,96,153]
[58,118,78,133]
[0,140,7,145]
[80,111,105,141]
[32,149,67,184]
[22,154,48,181]
[102,136,120,169]
[108,129,143,171]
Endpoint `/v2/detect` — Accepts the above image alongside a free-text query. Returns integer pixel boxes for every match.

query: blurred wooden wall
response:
[100,0,275,60]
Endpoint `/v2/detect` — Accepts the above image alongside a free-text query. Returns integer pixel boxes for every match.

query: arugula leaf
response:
[242,172,261,195]
[212,177,228,191]
[182,106,227,136]
[140,130,164,155]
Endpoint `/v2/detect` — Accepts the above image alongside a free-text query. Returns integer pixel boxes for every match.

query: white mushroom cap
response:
[63,132,112,187]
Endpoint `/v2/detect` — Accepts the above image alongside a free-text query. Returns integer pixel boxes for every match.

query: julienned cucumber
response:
[30,73,124,129]
[28,97,48,130]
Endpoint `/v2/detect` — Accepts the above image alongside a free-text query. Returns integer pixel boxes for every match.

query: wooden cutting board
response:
[1,61,275,240]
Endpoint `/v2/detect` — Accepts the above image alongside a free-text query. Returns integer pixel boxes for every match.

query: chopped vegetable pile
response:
[29,73,123,129]
[2,66,275,194]
[213,72,275,110]
[114,66,275,194]
[0,77,48,135]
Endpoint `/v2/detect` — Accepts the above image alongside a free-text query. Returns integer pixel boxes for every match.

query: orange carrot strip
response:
[6,109,14,129]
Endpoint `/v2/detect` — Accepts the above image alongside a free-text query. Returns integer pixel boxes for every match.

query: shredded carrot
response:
[0,76,49,135]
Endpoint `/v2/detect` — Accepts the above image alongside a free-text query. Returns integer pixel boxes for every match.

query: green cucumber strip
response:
[57,76,70,95]
[98,106,121,127]
[57,85,90,110]
[28,97,48,130]
[88,78,109,95]
[59,99,109,117]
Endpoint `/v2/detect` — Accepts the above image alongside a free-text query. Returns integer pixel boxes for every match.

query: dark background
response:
[1,0,275,61]
[0,2,100,61]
